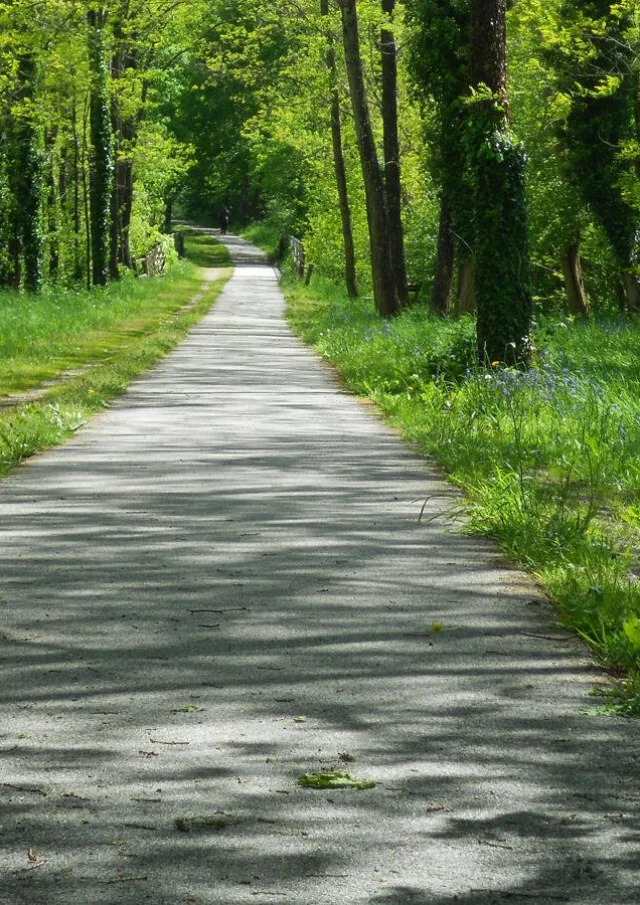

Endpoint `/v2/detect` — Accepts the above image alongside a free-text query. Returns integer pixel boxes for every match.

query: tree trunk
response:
[71,99,84,283]
[164,197,173,235]
[469,0,531,364]
[339,0,398,317]
[623,271,640,313]
[110,9,136,275]
[431,192,454,316]
[11,53,43,292]
[456,256,476,315]
[88,7,113,287]
[321,0,358,299]
[560,240,588,316]
[380,0,407,305]
[45,129,59,279]
[82,95,92,291]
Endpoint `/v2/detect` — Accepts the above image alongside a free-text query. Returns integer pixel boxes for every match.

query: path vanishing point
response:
[1,235,639,905]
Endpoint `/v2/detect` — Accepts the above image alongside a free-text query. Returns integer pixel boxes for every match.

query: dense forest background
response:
[3,1,640,330]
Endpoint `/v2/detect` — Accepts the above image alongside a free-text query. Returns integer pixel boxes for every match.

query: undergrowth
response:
[285,270,640,715]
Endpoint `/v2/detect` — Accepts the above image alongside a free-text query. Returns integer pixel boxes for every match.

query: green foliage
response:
[536,0,640,283]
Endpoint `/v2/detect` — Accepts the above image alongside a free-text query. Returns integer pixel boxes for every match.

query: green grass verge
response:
[0,237,231,479]
[181,230,233,268]
[241,222,282,262]
[285,269,640,716]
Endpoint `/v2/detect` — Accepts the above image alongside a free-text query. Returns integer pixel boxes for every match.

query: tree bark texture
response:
[71,99,84,283]
[339,0,399,316]
[380,0,408,304]
[88,7,113,287]
[470,0,508,113]
[431,192,454,316]
[321,0,358,299]
[456,256,476,315]
[110,11,136,276]
[560,240,588,316]
[45,129,59,279]
[469,0,531,364]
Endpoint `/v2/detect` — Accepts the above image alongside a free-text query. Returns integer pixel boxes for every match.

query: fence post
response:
[288,236,305,278]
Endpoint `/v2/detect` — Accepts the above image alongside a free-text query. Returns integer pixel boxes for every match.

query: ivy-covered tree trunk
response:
[339,0,398,317]
[469,0,531,364]
[8,53,44,292]
[380,0,407,305]
[87,7,113,287]
[321,0,358,300]
[110,9,136,277]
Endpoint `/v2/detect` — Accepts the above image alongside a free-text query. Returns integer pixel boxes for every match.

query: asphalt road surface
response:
[1,236,639,905]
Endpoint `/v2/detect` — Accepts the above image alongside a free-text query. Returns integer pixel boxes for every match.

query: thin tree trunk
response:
[456,256,476,315]
[381,0,407,305]
[339,0,398,317]
[560,240,588,316]
[82,94,92,291]
[623,272,640,312]
[72,99,83,283]
[88,7,113,287]
[8,231,21,290]
[431,192,454,316]
[110,7,136,274]
[45,129,59,279]
[12,53,43,292]
[164,197,173,234]
[321,0,358,299]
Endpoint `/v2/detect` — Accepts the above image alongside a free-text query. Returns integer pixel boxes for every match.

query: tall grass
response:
[285,271,640,714]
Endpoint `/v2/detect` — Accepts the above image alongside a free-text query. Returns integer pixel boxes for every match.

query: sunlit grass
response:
[0,236,228,396]
[181,231,233,268]
[285,270,640,714]
[0,237,230,478]
[241,222,282,262]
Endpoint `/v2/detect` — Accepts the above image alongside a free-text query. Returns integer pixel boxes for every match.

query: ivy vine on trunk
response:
[87,5,113,287]
[467,0,531,365]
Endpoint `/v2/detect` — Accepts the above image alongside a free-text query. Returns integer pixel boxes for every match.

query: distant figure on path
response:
[219,206,230,235]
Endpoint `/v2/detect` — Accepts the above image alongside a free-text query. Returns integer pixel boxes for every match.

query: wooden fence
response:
[287,236,313,284]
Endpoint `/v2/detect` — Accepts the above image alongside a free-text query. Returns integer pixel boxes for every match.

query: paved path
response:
[1,237,639,905]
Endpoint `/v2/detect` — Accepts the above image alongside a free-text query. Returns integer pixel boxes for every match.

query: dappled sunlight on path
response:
[1,237,639,904]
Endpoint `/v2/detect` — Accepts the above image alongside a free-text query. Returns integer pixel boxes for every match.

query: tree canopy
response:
[2,0,640,359]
